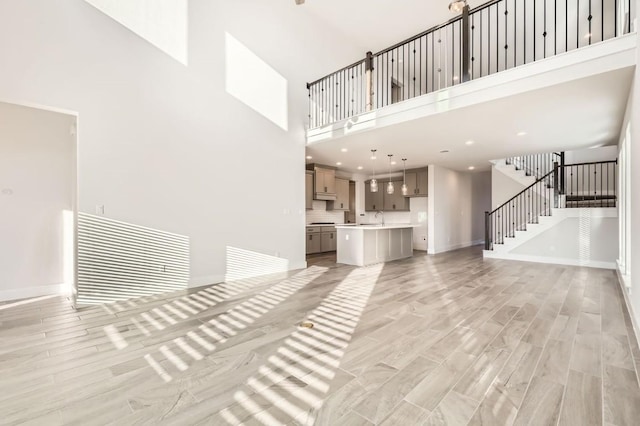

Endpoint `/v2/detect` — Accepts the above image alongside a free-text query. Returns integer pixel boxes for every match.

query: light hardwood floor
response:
[1,247,640,425]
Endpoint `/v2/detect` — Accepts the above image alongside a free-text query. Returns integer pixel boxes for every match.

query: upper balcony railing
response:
[307,0,635,129]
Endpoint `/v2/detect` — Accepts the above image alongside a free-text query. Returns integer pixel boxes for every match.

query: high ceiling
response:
[300,0,459,53]
[305,67,633,174]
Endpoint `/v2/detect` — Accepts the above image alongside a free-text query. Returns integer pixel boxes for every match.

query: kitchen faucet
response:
[375,211,385,226]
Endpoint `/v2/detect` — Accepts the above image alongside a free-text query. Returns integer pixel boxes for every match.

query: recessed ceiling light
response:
[336,162,342,166]
[468,166,475,170]
[357,166,363,170]
[517,131,527,136]
[306,155,312,159]
[370,155,377,160]
[341,148,348,152]
[465,140,474,145]
[440,149,450,154]
[453,76,459,81]
[391,161,397,165]
[584,33,592,39]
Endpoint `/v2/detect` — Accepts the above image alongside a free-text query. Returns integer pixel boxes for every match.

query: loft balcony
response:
[306,0,637,143]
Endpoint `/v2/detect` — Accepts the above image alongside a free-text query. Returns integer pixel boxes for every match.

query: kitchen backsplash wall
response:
[306,200,346,224]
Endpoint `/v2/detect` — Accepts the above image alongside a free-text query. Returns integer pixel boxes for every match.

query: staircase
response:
[484,155,618,268]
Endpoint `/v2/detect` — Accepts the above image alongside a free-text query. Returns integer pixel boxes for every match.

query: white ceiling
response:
[305,67,633,174]
[300,0,460,53]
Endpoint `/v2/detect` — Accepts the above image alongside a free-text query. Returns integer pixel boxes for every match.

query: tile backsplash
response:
[306,200,346,224]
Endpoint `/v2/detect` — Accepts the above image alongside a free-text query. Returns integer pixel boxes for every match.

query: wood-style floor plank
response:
[1,247,639,425]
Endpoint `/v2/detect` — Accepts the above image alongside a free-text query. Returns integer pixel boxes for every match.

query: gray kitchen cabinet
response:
[365,180,384,211]
[321,232,336,252]
[306,231,321,254]
[328,178,349,210]
[404,168,428,197]
[313,167,336,200]
[305,171,314,210]
[383,180,409,211]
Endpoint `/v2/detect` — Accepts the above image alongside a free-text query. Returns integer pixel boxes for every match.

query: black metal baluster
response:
[543,0,547,58]
[601,0,604,41]
[505,2,508,70]
[481,10,484,76]
[472,14,475,79]
[566,0,569,52]
[413,40,417,97]
[534,0,537,61]
[555,0,558,55]
[577,0,580,49]
[496,4,499,73]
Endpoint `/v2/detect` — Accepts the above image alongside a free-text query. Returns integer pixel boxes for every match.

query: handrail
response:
[373,15,463,56]
[490,169,554,215]
[559,159,617,167]
[307,58,366,88]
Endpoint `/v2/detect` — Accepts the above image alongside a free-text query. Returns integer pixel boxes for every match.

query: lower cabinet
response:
[306,227,337,254]
[306,232,321,254]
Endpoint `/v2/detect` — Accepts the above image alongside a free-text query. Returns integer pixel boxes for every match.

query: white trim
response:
[189,274,224,288]
[188,261,308,289]
[483,251,617,269]
[615,265,640,358]
[431,239,484,255]
[0,97,79,117]
[0,284,69,302]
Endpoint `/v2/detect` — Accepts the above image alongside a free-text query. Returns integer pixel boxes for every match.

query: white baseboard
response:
[615,265,640,357]
[189,274,224,288]
[431,239,484,255]
[0,283,69,302]
[188,261,308,289]
[483,251,617,270]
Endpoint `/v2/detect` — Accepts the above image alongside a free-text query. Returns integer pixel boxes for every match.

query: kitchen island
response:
[334,224,416,266]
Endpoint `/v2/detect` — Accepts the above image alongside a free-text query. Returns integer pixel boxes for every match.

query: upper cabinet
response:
[305,171,314,209]
[328,178,349,210]
[364,181,384,211]
[404,168,428,197]
[383,180,410,211]
[309,164,336,200]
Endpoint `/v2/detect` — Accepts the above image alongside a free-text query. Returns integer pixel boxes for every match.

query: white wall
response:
[428,165,491,254]
[565,145,619,163]
[0,0,362,292]
[0,102,76,300]
[491,166,527,210]
[510,214,619,268]
[305,200,346,225]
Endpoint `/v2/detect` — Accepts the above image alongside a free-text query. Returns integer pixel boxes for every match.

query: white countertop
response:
[335,223,417,230]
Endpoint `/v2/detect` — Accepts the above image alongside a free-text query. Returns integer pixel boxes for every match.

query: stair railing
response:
[560,160,617,208]
[485,159,618,250]
[485,166,557,250]
[505,152,563,180]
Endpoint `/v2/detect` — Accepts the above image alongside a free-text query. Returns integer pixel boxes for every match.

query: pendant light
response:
[370,149,378,193]
[401,158,408,196]
[387,154,395,195]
